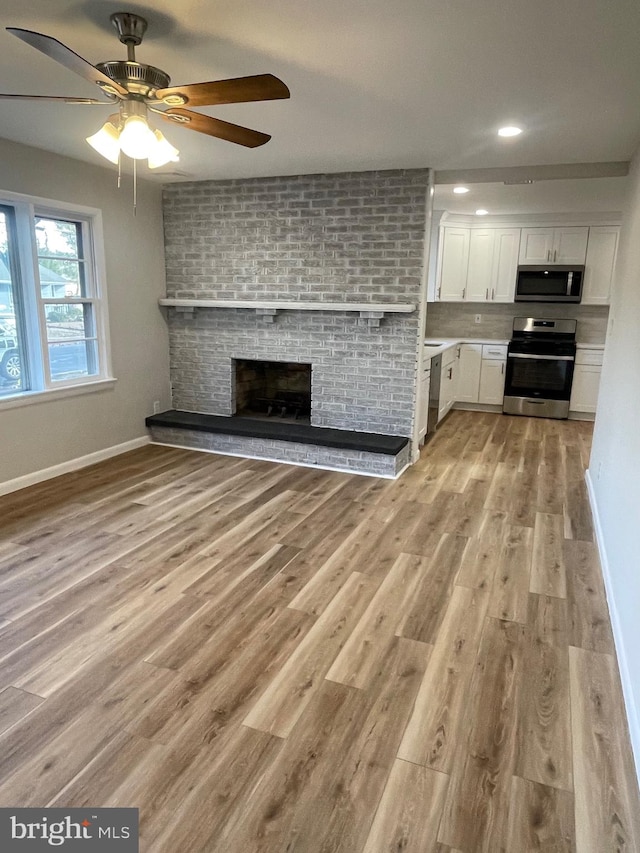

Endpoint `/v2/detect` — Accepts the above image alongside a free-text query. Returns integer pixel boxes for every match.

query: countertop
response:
[423,337,605,356]
[423,337,509,356]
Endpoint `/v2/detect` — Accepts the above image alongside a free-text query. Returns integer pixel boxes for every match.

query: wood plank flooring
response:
[0,410,639,852]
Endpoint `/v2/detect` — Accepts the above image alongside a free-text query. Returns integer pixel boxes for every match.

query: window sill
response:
[0,378,117,411]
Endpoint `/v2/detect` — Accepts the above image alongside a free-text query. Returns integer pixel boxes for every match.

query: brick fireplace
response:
[157,168,430,475]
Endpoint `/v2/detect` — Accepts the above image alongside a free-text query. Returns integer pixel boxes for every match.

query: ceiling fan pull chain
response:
[133,158,137,217]
[117,151,122,189]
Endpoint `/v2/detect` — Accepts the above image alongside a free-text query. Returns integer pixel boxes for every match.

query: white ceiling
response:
[434,177,629,216]
[1,0,640,182]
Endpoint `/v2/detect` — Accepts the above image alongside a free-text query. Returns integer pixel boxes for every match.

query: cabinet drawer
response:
[482,344,507,360]
[575,349,604,366]
[441,347,457,367]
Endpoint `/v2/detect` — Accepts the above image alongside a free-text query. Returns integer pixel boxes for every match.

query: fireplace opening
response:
[234,359,312,424]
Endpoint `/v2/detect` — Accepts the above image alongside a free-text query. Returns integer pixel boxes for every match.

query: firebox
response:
[234,359,312,422]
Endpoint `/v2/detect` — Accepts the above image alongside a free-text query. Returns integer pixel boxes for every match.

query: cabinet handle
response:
[462,287,466,299]
[448,367,453,379]
[547,249,551,261]
[554,249,557,262]
[486,288,489,300]
[491,288,495,300]
[501,362,505,375]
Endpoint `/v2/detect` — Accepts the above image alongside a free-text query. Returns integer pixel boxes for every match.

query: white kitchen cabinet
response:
[479,360,506,405]
[456,344,482,403]
[479,345,507,405]
[438,226,519,303]
[438,347,459,420]
[438,227,470,301]
[417,362,431,440]
[583,226,619,305]
[466,230,495,301]
[570,349,603,413]
[491,228,521,302]
[519,227,589,265]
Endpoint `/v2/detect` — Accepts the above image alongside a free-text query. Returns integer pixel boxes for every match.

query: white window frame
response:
[0,189,114,408]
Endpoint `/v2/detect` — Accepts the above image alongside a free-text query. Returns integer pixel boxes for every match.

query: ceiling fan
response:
[1,12,290,169]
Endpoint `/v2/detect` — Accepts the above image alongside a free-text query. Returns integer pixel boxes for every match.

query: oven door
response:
[503,352,575,418]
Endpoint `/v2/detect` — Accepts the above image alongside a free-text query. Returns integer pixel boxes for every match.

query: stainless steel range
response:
[503,317,577,419]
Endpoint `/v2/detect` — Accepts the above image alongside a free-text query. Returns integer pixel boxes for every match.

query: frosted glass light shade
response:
[148,130,180,169]
[119,115,155,159]
[86,122,120,164]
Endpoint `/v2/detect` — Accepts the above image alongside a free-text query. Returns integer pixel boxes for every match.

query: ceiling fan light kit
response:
[86,120,120,164]
[3,10,290,174]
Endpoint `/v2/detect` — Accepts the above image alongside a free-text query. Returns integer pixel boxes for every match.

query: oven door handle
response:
[508,353,574,362]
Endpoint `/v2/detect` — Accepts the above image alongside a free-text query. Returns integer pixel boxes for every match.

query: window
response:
[0,192,111,403]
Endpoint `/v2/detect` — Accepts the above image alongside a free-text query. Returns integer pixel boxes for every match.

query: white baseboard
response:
[585,468,640,787]
[0,436,150,497]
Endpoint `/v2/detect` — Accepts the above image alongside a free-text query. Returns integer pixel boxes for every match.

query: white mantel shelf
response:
[159,298,416,326]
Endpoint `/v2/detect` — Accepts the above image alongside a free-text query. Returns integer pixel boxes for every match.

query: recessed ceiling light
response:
[453,186,469,194]
[475,209,489,216]
[498,126,523,137]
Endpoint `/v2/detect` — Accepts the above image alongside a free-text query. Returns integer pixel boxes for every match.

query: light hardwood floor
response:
[0,410,639,852]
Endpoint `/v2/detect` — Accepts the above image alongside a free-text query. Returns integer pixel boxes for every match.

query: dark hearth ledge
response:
[146,410,409,456]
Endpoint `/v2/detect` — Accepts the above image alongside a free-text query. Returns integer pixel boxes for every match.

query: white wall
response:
[589,146,640,780]
[0,137,170,486]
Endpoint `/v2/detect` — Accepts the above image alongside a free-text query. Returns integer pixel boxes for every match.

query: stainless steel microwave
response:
[515,265,584,302]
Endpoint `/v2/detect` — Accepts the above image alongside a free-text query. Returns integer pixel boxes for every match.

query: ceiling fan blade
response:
[0,93,110,104]
[154,74,290,107]
[7,28,128,97]
[159,108,271,147]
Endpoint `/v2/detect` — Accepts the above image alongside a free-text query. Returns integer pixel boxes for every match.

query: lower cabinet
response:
[425,340,604,421]
[428,340,508,426]
[417,364,431,440]
[438,348,459,421]
[457,345,482,403]
[452,342,506,407]
[570,349,603,413]
[479,344,507,404]
[479,358,506,404]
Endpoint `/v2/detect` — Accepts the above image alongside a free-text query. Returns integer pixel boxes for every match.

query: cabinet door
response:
[438,368,449,421]
[583,226,619,305]
[479,359,506,405]
[570,365,602,413]
[553,227,589,264]
[457,344,482,403]
[417,370,430,438]
[438,357,457,420]
[466,230,495,301]
[491,228,520,302]
[438,227,470,301]
[519,228,554,264]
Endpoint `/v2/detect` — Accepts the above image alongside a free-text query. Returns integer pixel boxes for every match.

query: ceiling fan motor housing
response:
[96,61,170,98]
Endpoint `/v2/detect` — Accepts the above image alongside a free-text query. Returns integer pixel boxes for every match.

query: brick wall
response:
[162,169,429,438]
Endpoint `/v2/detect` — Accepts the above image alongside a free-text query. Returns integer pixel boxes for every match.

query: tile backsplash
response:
[425,302,609,344]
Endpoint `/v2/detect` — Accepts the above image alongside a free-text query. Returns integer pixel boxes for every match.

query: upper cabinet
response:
[490,228,521,302]
[518,226,589,265]
[583,226,619,306]
[466,230,495,301]
[433,219,619,304]
[437,225,520,303]
[438,227,470,301]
